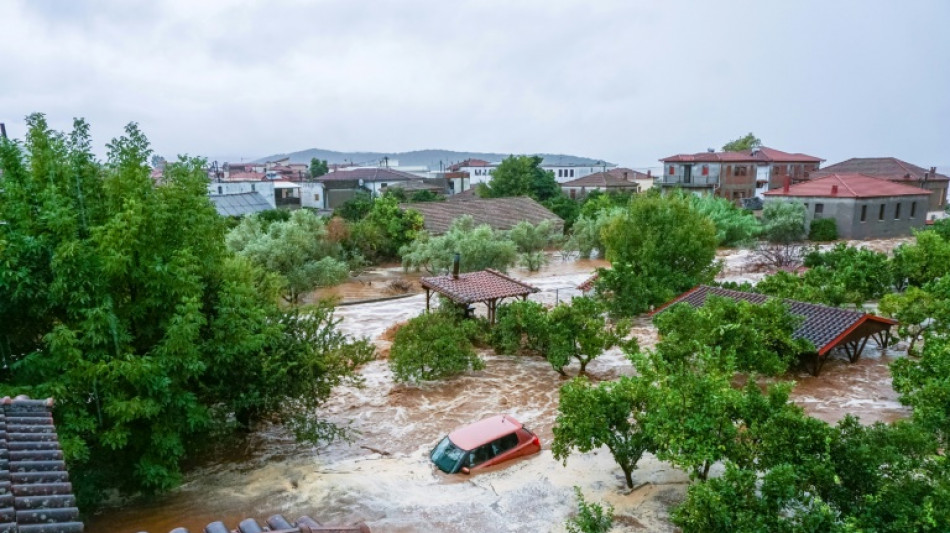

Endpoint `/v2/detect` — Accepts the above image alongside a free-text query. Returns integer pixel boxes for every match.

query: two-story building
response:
[447,157,616,186]
[658,146,824,202]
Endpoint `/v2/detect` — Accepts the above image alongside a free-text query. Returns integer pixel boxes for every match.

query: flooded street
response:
[90,248,910,533]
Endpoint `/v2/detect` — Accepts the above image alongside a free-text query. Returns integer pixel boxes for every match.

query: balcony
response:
[657,177,718,188]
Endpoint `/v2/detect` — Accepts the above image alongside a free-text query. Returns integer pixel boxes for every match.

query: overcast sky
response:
[2,0,948,168]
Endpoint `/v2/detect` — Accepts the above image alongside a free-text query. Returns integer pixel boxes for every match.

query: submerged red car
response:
[430,415,541,474]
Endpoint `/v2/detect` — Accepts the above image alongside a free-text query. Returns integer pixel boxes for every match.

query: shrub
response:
[808,218,838,241]
[389,312,484,382]
[566,487,614,533]
[491,300,550,355]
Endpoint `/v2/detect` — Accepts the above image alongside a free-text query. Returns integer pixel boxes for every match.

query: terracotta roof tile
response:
[763,173,931,199]
[403,197,563,235]
[316,168,419,183]
[661,146,822,164]
[656,285,895,355]
[421,269,539,304]
[813,157,949,183]
[560,168,649,188]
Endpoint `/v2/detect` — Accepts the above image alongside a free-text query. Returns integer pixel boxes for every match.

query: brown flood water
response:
[87,251,909,533]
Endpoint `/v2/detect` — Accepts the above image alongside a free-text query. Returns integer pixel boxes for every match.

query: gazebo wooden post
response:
[425,288,431,313]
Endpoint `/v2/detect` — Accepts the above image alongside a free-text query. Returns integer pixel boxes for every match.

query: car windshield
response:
[430,436,466,473]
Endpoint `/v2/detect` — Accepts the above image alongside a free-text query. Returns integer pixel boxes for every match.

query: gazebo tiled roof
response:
[655,285,895,356]
[421,269,539,305]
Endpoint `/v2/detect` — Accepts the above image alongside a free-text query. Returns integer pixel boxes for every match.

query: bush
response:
[491,300,550,355]
[389,312,484,382]
[762,201,807,243]
[808,218,838,241]
[687,193,761,247]
[566,487,614,533]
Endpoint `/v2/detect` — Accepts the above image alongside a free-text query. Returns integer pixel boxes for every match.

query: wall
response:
[298,182,326,209]
[771,194,930,239]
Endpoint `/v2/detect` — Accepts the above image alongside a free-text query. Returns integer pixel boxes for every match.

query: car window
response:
[492,433,519,455]
[469,443,494,466]
[431,436,466,473]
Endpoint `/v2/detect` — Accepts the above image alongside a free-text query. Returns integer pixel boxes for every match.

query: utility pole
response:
[0,123,7,140]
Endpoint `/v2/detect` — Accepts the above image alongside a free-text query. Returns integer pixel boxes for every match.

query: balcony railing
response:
[657,177,718,187]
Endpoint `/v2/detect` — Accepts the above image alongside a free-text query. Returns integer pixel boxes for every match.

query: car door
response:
[482,433,520,468]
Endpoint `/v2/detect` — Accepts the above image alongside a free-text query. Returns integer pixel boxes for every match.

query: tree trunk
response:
[621,463,634,488]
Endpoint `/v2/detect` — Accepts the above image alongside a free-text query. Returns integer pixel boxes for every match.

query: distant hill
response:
[254,148,611,169]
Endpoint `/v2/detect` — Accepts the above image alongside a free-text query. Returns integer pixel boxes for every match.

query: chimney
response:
[831,185,838,195]
[0,123,6,140]
[783,175,791,193]
[929,167,937,180]
[647,169,652,179]
[452,253,460,279]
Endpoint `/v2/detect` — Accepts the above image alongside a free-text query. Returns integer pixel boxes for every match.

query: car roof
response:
[448,415,523,451]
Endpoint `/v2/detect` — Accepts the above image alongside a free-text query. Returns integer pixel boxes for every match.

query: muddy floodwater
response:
[89,246,911,533]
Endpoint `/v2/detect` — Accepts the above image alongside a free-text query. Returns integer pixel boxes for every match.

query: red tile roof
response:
[812,157,949,183]
[560,167,649,188]
[763,173,931,199]
[421,269,539,304]
[656,286,895,356]
[404,197,563,235]
[226,171,266,181]
[447,159,491,171]
[661,146,823,164]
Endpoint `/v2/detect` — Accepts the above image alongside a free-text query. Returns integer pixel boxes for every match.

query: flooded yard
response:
[89,245,911,533]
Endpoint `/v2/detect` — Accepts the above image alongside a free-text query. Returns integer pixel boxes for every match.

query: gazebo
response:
[654,285,897,376]
[420,268,540,323]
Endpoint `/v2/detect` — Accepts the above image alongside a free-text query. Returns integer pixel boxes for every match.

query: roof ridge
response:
[483,268,540,291]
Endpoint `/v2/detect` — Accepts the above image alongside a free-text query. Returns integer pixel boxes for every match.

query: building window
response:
[879,204,885,221]
[570,169,575,177]
[735,166,747,176]
[860,205,867,222]
[558,169,563,177]
[314,193,320,201]
[895,203,901,219]
[669,165,675,175]
[251,184,256,191]
[702,164,709,176]
[911,201,917,218]
[815,203,824,217]
[217,186,222,194]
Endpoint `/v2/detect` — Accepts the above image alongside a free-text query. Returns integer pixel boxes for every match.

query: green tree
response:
[565,487,615,533]
[309,157,328,178]
[227,209,350,304]
[687,192,761,247]
[400,216,518,274]
[880,280,950,355]
[544,194,582,230]
[491,300,551,356]
[365,195,424,260]
[562,207,623,260]
[481,155,561,202]
[546,296,633,375]
[596,192,718,316]
[553,377,652,488]
[722,132,762,152]
[0,115,372,504]
[508,219,561,271]
[389,312,484,383]
[761,201,807,244]
[892,335,950,447]
[334,191,374,221]
[892,230,950,288]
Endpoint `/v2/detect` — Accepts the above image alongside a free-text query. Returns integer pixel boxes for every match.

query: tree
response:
[892,335,950,447]
[565,487,615,533]
[553,377,652,488]
[480,155,561,202]
[562,207,623,260]
[508,219,561,271]
[761,201,807,244]
[880,278,950,355]
[491,300,551,356]
[400,216,518,274]
[227,209,350,304]
[808,217,839,241]
[596,192,718,316]
[309,157,328,178]
[687,193,761,247]
[544,194,582,230]
[389,312,484,383]
[891,230,950,288]
[0,115,372,504]
[364,195,424,260]
[546,297,633,375]
[721,132,762,152]
[334,191,374,221]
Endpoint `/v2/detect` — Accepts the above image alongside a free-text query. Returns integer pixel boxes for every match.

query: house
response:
[209,191,273,217]
[559,167,652,199]
[207,180,302,210]
[314,167,421,209]
[447,158,616,186]
[659,146,824,202]
[810,157,948,215]
[402,196,564,235]
[763,173,931,239]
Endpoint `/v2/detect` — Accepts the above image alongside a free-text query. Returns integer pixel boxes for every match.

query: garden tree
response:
[480,155,561,202]
[578,190,635,220]
[721,132,762,152]
[892,335,950,447]
[546,296,633,375]
[880,279,950,354]
[508,219,561,271]
[389,312,484,383]
[891,229,950,288]
[227,209,350,304]
[565,487,614,533]
[808,217,838,241]
[309,157,328,178]
[653,297,813,376]
[0,115,372,504]
[543,194,582,230]
[562,207,623,259]
[803,243,894,301]
[686,192,761,247]
[334,191,374,221]
[761,201,807,243]
[596,192,718,316]
[364,195,424,260]
[753,268,849,307]
[553,377,652,488]
[400,216,518,274]
[491,300,550,356]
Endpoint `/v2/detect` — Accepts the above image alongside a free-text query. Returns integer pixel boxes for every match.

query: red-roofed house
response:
[763,173,931,239]
[559,167,653,198]
[810,157,948,213]
[659,146,823,202]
